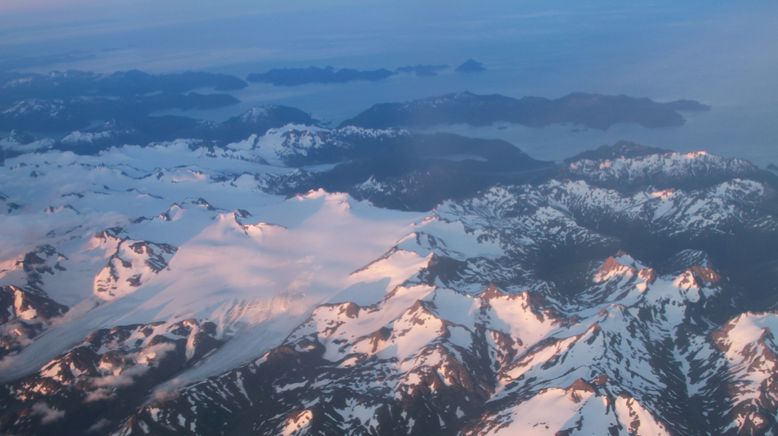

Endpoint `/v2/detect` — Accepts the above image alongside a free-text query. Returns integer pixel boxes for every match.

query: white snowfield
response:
[0,133,427,384]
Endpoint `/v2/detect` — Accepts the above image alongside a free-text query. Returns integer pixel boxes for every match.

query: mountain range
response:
[0,69,712,164]
[1,119,777,435]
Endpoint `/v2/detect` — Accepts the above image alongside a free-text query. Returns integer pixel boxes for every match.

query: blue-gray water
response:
[1,0,776,164]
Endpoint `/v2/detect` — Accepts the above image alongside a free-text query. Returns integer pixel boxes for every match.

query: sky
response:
[0,0,776,163]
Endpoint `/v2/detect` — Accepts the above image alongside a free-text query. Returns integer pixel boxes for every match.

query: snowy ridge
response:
[0,285,68,359]
[566,148,760,188]
[116,248,724,435]
[223,124,408,166]
[445,178,777,243]
[712,312,778,434]
[90,229,177,300]
[2,318,222,434]
[466,381,669,435]
[0,139,422,389]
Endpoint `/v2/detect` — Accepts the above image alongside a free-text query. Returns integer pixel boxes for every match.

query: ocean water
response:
[0,0,776,165]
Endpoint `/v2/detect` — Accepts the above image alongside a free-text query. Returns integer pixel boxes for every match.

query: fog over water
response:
[1,0,776,163]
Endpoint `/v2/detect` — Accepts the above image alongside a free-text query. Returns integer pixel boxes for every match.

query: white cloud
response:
[30,402,65,424]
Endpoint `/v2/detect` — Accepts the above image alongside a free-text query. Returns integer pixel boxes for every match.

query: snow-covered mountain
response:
[1,125,777,435]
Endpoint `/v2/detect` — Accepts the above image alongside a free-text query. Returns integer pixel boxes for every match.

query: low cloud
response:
[30,402,65,424]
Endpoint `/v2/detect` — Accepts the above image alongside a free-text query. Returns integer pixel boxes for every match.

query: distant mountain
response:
[51,105,316,152]
[340,91,711,130]
[1,69,713,152]
[305,131,554,210]
[247,61,472,85]
[0,93,239,133]
[216,106,318,142]
[0,70,246,104]
[206,124,554,209]
[247,66,396,86]
[564,143,769,191]
[0,70,247,134]
[455,59,486,73]
[565,140,668,161]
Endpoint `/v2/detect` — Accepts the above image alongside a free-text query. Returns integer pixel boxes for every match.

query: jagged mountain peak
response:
[564,146,763,192]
